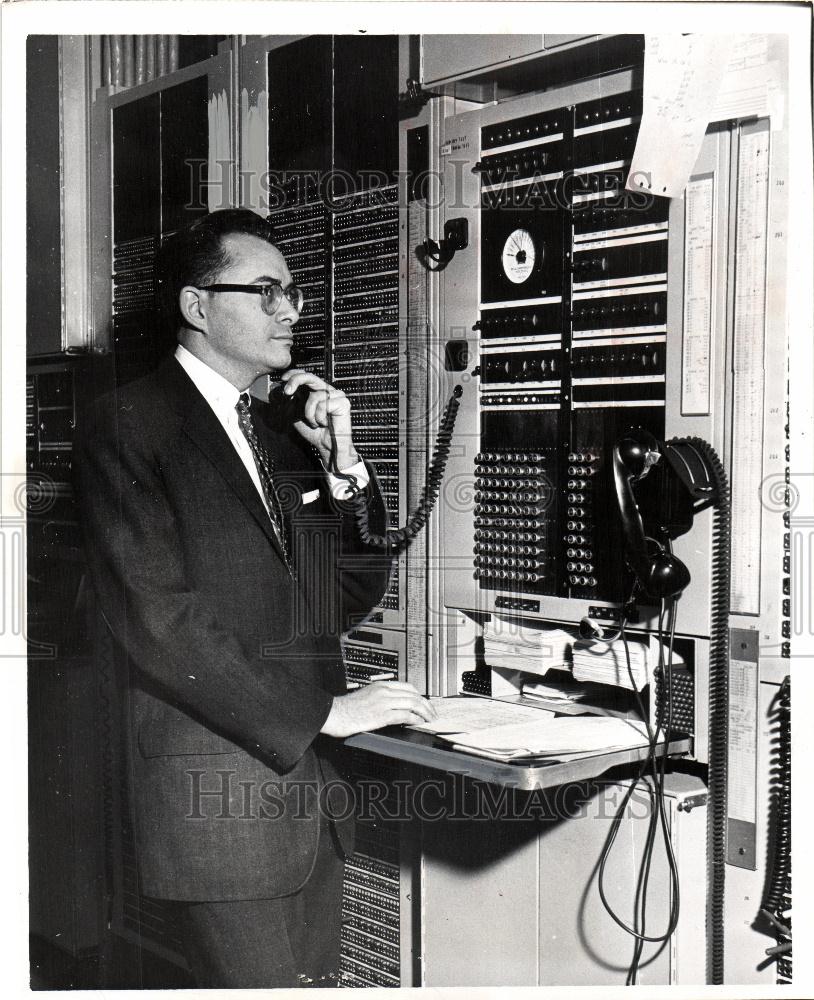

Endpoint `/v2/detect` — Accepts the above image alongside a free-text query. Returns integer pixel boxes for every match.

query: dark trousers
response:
[169,817,346,988]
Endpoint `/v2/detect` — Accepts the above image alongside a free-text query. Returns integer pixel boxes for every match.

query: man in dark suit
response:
[73,209,436,988]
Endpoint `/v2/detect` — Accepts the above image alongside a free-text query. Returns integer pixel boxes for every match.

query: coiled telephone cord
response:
[759,675,791,964]
[329,386,463,554]
[670,437,730,985]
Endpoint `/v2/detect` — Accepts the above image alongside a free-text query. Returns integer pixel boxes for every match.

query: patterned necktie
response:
[235,392,292,573]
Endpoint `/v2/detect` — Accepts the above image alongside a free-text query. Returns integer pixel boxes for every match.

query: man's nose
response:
[275,297,299,324]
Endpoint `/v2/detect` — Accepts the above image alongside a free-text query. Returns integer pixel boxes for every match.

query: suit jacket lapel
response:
[156,357,288,563]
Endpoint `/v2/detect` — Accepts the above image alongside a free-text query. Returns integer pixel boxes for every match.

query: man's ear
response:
[179,286,207,333]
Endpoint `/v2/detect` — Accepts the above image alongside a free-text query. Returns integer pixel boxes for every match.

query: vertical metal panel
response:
[26,36,63,356]
[421,800,540,985]
[727,627,760,868]
[60,37,93,351]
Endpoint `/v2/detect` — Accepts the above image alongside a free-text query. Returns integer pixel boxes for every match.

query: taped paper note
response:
[712,60,784,131]
[711,35,784,130]
[627,35,733,200]
[728,657,758,823]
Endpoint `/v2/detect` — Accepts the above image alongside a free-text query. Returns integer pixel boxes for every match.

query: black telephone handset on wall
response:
[612,429,724,600]
[612,429,692,600]
[609,430,734,984]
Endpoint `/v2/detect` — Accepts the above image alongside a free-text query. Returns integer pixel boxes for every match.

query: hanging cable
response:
[596,599,681,984]
[760,675,791,918]
[671,438,730,985]
[328,385,464,554]
[758,674,791,970]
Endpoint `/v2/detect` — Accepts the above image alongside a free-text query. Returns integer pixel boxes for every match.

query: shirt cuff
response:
[325,460,369,500]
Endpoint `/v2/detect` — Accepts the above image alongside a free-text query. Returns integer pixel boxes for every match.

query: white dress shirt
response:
[175,345,369,508]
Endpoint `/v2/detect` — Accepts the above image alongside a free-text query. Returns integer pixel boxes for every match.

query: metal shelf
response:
[346,725,691,792]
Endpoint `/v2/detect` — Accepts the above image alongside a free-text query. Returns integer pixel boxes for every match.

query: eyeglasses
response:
[198,280,305,316]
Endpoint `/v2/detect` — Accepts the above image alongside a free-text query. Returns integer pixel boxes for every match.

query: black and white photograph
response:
[3,2,812,995]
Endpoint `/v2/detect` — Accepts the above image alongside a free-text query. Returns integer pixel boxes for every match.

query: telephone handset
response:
[612,429,691,600]
[271,378,465,555]
[612,429,733,983]
[612,429,726,600]
[269,381,313,425]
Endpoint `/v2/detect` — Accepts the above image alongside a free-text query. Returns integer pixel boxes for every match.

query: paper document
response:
[627,34,733,199]
[441,716,652,762]
[710,36,784,130]
[409,697,554,735]
[522,679,585,703]
[483,618,577,676]
[571,638,650,691]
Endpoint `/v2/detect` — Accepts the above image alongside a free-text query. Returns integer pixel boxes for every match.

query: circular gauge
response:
[501,228,537,284]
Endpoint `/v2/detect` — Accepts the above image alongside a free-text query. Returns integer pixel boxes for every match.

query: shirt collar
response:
[175,344,243,417]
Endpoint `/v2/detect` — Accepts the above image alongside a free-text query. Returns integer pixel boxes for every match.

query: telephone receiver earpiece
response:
[647,546,691,600]
[616,428,661,481]
[612,429,691,600]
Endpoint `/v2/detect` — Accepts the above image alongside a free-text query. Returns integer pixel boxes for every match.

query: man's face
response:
[199,233,299,378]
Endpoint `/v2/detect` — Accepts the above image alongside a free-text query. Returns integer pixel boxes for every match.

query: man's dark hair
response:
[155,208,277,332]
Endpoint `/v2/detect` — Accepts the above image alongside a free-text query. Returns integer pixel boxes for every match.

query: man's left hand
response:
[280,369,360,471]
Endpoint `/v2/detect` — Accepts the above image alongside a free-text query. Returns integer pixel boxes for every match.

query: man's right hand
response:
[320,681,438,738]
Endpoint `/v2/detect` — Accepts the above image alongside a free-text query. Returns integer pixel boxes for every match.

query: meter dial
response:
[501,228,537,284]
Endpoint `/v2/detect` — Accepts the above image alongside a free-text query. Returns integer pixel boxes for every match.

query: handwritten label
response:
[440,136,470,157]
[628,35,733,199]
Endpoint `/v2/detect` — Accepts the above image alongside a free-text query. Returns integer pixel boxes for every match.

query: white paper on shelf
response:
[481,645,555,676]
[448,743,604,764]
[627,34,733,200]
[408,697,554,735]
[485,616,577,647]
[441,716,652,759]
[570,638,651,691]
[522,679,584,703]
[482,618,577,676]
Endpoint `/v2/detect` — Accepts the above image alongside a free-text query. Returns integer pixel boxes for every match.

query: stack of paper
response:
[571,639,650,692]
[410,697,554,735]
[442,716,653,762]
[522,679,585,704]
[482,618,577,677]
[406,697,654,764]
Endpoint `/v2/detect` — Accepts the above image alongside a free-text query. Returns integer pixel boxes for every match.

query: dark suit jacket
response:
[73,356,392,901]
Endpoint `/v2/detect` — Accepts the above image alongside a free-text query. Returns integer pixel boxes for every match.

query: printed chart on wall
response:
[682,173,715,415]
[730,121,770,616]
[407,197,430,673]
